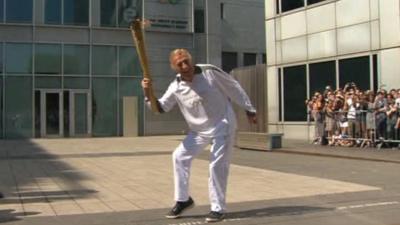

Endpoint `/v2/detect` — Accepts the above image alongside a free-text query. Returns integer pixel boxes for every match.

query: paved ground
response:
[0,136,399,224]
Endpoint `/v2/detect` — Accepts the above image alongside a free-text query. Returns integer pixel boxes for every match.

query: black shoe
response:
[0,192,3,198]
[165,197,194,219]
[205,211,225,223]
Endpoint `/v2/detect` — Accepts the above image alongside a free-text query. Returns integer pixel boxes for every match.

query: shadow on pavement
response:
[226,205,333,218]
[0,209,40,223]
[0,189,98,204]
[0,139,97,218]
[181,205,333,220]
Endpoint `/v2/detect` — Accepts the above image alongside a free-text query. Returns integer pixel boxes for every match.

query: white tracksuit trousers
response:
[173,131,235,213]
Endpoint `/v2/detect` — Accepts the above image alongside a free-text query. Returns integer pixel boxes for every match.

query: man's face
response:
[170,53,194,75]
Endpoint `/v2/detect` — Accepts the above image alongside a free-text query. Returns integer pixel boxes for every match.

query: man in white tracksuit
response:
[141,49,257,223]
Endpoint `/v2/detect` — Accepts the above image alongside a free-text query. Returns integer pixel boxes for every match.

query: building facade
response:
[265,0,400,139]
[0,0,265,139]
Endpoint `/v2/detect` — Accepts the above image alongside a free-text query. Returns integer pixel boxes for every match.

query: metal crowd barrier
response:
[309,109,400,149]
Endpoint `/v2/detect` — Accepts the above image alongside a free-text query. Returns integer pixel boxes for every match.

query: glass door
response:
[40,90,63,137]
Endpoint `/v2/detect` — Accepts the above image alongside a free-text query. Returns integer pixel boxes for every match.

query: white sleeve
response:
[208,67,256,113]
[157,82,177,113]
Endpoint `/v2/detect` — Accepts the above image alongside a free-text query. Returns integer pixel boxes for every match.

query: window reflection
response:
[35,44,62,75]
[101,0,117,27]
[5,76,33,138]
[118,0,139,27]
[64,0,89,25]
[92,78,118,136]
[0,44,2,73]
[92,46,117,75]
[64,45,89,75]
[6,0,33,23]
[5,43,32,74]
[0,0,4,22]
[0,77,2,138]
[45,0,61,24]
[119,47,140,76]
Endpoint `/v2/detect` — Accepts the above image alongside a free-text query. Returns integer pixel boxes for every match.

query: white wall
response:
[380,48,400,90]
[379,0,400,48]
[265,0,400,140]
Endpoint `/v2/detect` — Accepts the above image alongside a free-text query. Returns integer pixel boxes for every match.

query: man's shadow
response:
[181,205,333,220]
[0,209,39,223]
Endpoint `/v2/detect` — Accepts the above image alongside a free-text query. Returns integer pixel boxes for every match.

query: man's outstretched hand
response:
[246,111,257,124]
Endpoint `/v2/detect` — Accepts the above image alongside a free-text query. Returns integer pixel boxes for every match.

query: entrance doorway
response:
[35,89,91,138]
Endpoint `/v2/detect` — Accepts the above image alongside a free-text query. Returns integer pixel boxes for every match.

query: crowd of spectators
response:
[306,82,400,148]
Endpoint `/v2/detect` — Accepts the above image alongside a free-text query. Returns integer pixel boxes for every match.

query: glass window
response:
[262,54,266,64]
[0,0,4,23]
[45,0,62,24]
[6,0,33,23]
[92,78,117,136]
[119,77,143,135]
[35,44,62,75]
[222,52,237,73]
[63,77,89,89]
[0,77,2,138]
[119,46,140,76]
[64,0,89,26]
[307,0,326,5]
[35,76,61,89]
[5,76,33,138]
[339,56,370,91]
[0,44,3,73]
[309,61,336,96]
[92,46,117,76]
[243,53,257,67]
[194,9,205,33]
[5,43,32,75]
[281,0,304,13]
[220,3,225,19]
[118,0,138,28]
[283,65,307,121]
[64,45,89,75]
[101,0,117,27]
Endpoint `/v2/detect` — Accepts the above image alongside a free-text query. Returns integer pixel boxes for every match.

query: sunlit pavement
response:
[0,136,399,225]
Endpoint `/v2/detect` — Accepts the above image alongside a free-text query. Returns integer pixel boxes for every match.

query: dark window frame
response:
[309,60,336,97]
[243,53,257,67]
[221,52,238,73]
[283,64,307,122]
[338,55,370,91]
[307,0,327,6]
[277,0,328,14]
[281,0,305,13]
[194,9,205,33]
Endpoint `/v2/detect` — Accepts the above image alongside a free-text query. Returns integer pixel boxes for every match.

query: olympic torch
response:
[130,19,161,113]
